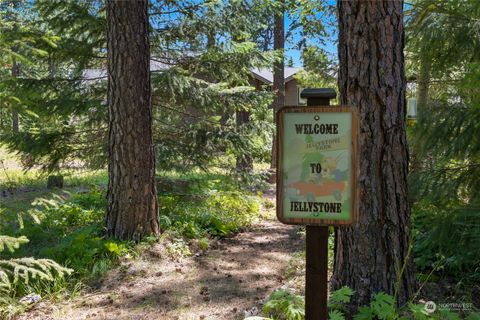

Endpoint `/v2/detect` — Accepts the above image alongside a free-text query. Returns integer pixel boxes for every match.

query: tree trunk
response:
[416,54,430,110]
[409,53,430,178]
[235,110,253,174]
[12,60,19,133]
[270,0,285,170]
[332,0,415,309]
[6,0,20,133]
[106,0,159,241]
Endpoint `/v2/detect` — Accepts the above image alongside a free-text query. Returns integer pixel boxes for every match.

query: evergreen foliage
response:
[406,0,480,280]
[1,0,477,317]
[0,0,283,176]
[0,227,72,302]
[0,0,334,178]
[0,235,28,253]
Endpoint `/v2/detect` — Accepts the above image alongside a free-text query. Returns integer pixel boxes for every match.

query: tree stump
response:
[47,175,64,189]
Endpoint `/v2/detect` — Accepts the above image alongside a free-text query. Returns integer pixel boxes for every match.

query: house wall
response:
[250,76,305,107]
[285,79,304,106]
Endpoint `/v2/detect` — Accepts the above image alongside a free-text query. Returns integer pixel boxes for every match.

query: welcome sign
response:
[276,106,359,226]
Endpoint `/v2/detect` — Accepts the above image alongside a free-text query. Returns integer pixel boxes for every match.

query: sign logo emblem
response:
[424,301,436,314]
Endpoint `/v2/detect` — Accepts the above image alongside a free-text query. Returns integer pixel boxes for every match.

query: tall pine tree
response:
[106,0,159,240]
[332,0,415,307]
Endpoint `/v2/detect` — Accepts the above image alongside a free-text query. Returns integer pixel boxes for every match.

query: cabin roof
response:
[82,62,303,85]
[250,67,302,85]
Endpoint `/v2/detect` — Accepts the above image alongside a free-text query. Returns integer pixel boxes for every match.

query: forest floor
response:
[16,190,305,320]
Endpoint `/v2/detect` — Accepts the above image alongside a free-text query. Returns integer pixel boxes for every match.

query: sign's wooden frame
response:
[276,106,359,226]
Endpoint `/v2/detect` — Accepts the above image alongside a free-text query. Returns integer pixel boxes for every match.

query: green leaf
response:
[329,309,346,320]
[370,292,396,320]
[408,302,428,320]
[104,242,119,254]
[330,286,355,305]
[439,310,461,320]
[465,313,480,320]
[353,306,374,320]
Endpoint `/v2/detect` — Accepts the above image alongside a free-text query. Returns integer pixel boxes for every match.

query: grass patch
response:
[0,168,108,190]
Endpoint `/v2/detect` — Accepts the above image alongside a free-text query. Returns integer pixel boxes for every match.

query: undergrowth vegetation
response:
[0,170,261,318]
[412,201,480,284]
[258,286,480,320]
[160,193,260,239]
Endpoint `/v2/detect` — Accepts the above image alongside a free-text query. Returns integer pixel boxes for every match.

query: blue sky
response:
[287,1,414,67]
[284,2,338,67]
[285,22,338,67]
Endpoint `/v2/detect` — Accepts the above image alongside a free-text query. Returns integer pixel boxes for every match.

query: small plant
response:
[2,189,128,279]
[329,286,355,315]
[327,286,480,320]
[263,198,275,209]
[197,237,209,251]
[165,238,191,258]
[353,292,397,320]
[412,201,480,279]
[159,192,260,239]
[262,289,305,320]
[0,233,72,316]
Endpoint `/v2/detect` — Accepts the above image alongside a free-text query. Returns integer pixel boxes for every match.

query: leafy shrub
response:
[159,192,260,239]
[4,189,128,279]
[157,172,239,195]
[165,238,191,258]
[41,226,106,276]
[327,287,480,320]
[262,289,305,320]
[412,201,480,282]
[259,286,479,320]
[69,187,106,210]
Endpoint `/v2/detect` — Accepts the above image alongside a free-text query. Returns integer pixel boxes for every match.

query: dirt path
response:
[20,202,304,320]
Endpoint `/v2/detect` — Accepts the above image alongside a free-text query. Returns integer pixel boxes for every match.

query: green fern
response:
[353,306,374,320]
[0,236,29,253]
[327,286,480,320]
[329,309,346,320]
[0,235,73,297]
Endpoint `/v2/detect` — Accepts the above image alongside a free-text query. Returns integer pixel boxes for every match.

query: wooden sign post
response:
[276,88,359,320]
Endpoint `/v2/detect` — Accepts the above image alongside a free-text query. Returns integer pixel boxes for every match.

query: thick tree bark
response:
[332,0,415,308]
[106,0,159,241]
[6,0,20,133]
[235,110,253,174]
[12,60,19,133]
[270,0,285,170]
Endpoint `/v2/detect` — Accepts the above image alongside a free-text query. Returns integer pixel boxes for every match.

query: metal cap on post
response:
[301,88,336,106]
[302,88,336,320]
